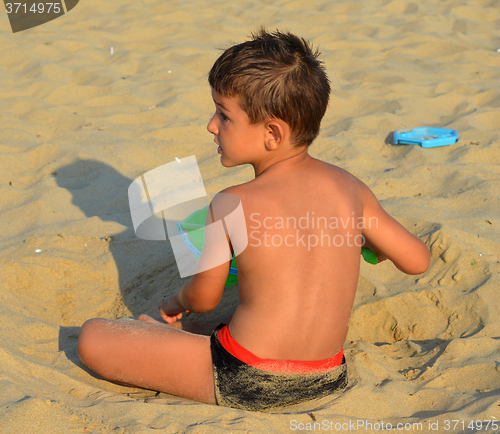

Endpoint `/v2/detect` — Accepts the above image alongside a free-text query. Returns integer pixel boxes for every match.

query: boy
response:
[78,29,430,411]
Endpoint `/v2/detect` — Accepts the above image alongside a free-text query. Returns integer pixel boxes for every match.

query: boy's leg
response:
[78,318,216,404]
[138,312,234,335]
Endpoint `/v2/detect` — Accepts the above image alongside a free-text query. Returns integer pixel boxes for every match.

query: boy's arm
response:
[159,194,235,322]
[158,270,228,321]
[360,182,430,275]
[159,247,231,323]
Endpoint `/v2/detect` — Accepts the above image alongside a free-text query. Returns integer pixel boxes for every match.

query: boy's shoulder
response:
[312,158,367,192]
[301,157,367,194]
[217,158,365,200]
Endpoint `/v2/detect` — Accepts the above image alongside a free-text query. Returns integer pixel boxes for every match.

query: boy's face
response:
[207,88,267,167]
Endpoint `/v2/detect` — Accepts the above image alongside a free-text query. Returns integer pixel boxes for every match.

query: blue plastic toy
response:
[393,127,459,148]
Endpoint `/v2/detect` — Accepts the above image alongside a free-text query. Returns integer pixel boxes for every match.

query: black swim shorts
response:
[210,324,348,412]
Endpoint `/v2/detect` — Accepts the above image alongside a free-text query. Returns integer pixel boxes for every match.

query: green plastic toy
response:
[361,247,378,265]
[176,207,378,287]
[176,206,238,287]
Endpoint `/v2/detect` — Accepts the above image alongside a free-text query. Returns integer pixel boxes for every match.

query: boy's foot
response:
[138,314,220,335]
[138,314,183,330]
[137,314,161,324]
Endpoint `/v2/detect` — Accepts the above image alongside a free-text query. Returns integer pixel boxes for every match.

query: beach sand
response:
[0,0,499,432]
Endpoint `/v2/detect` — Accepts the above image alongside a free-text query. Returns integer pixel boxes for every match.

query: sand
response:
[0,0,499,432]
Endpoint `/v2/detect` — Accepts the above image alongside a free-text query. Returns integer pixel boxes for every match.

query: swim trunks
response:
[210,324,348,411]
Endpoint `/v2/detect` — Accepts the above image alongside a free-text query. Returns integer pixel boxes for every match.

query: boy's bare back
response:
[226,151,429,363]
[228,154,363,362]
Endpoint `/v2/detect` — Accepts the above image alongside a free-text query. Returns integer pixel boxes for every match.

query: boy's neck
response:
[252,146,310,177]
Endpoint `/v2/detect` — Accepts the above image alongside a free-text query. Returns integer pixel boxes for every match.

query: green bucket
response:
[176,206,239,287]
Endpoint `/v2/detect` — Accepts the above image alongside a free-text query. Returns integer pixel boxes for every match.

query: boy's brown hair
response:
[208,29,330,147]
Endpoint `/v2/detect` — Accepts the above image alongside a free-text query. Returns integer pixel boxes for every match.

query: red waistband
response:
[217,325,344,374]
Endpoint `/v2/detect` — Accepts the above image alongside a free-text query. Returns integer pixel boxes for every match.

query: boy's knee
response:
[78,318,106,367]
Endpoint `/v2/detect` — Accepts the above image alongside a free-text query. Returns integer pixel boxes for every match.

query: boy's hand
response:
[158,294,190,323]
[362,238,388,263]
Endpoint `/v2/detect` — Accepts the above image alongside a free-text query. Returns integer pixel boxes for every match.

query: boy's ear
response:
[264,119,289,150]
